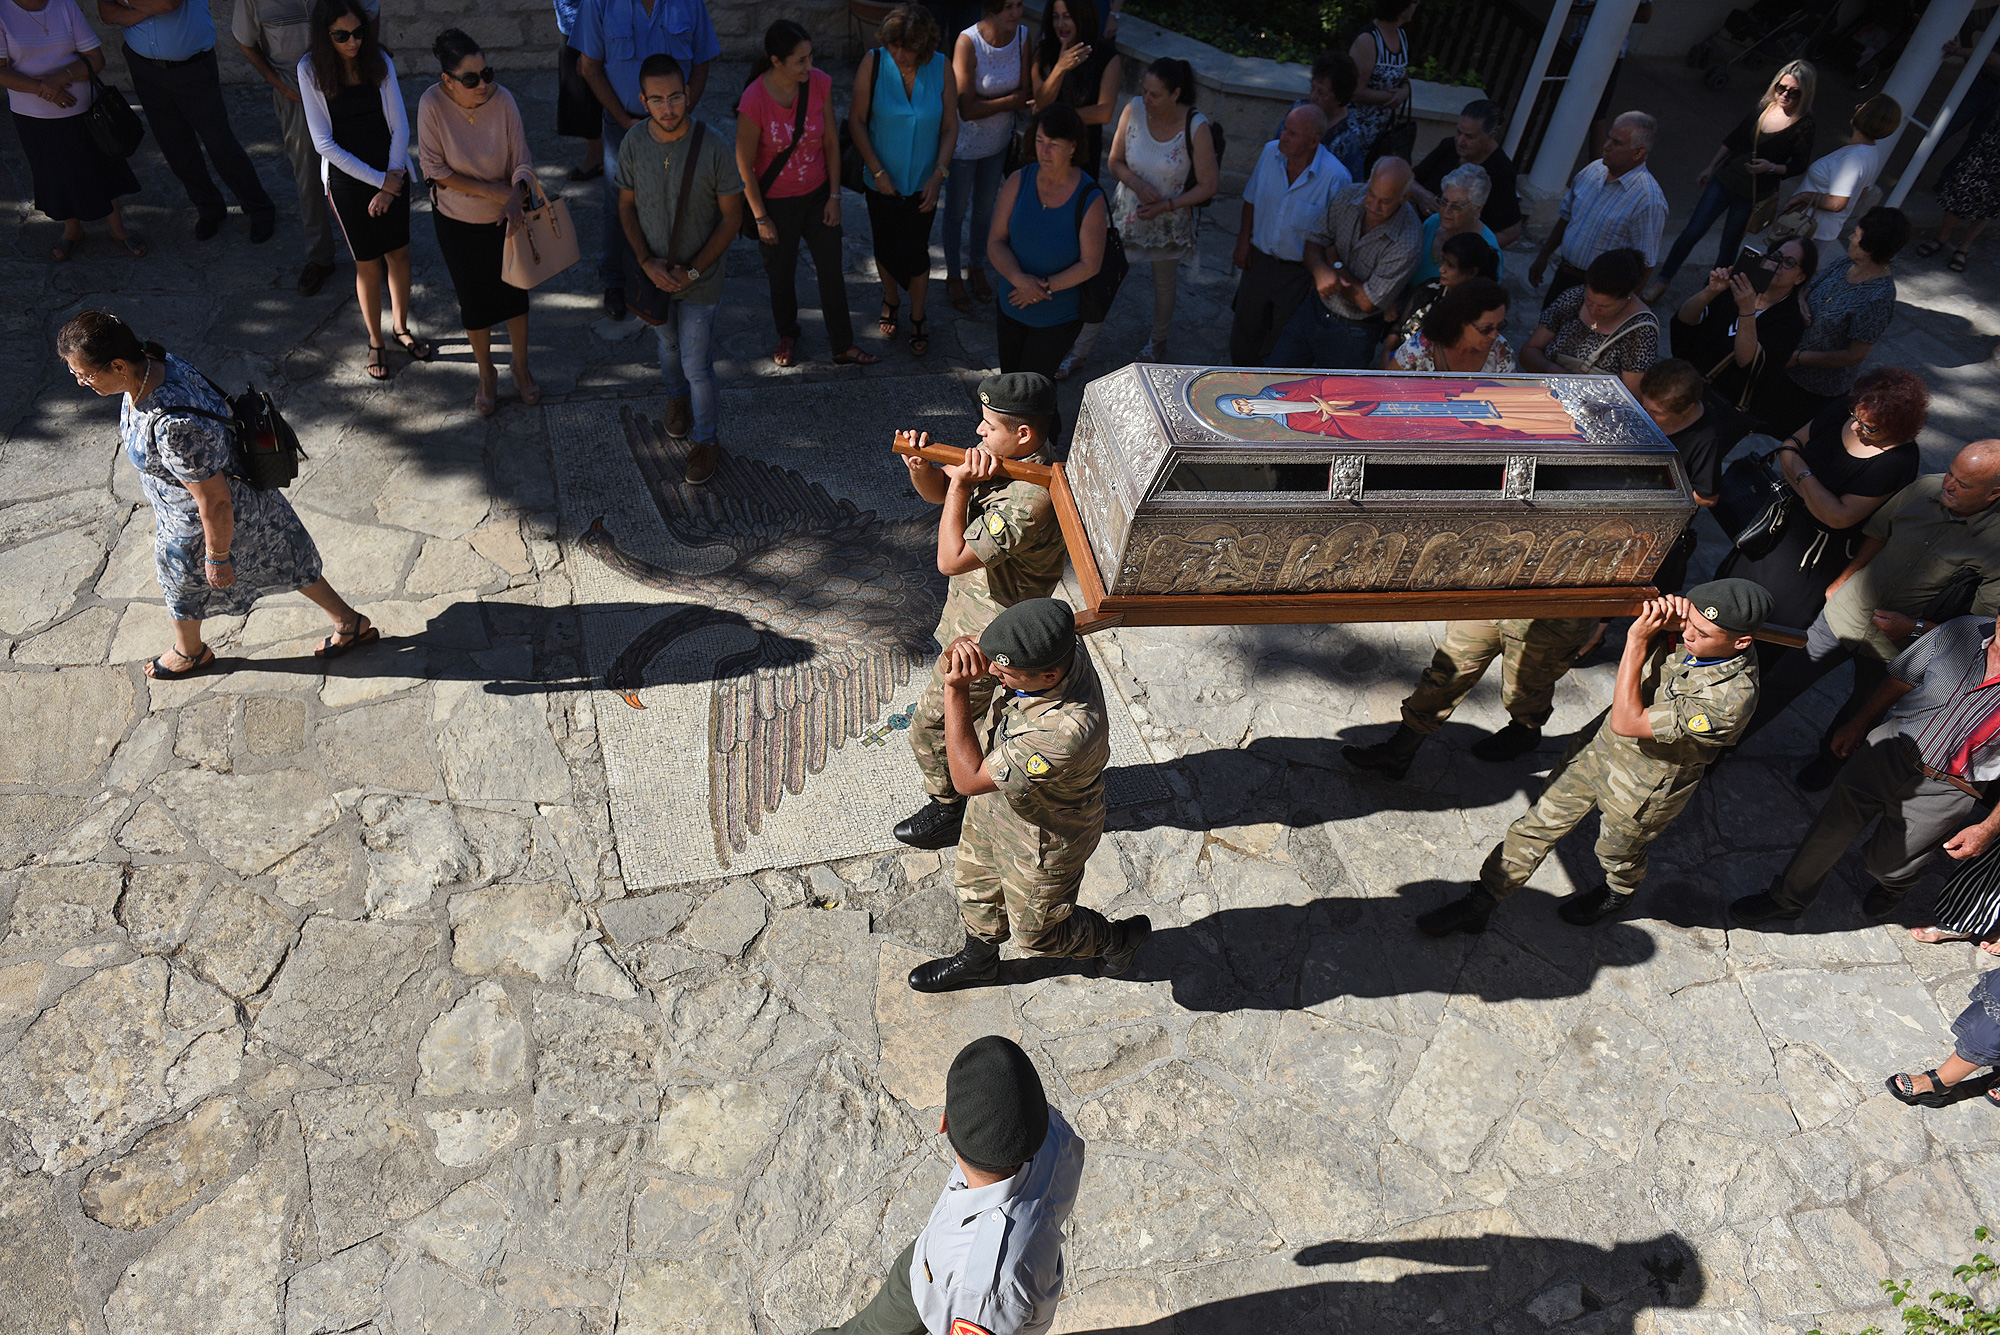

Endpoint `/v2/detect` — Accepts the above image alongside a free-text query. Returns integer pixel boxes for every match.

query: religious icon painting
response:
[1186,370,1589,444]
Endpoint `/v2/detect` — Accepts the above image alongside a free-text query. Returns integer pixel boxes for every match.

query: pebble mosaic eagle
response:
[580,408,945,864]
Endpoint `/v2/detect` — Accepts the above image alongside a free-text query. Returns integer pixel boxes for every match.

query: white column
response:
[1888,15,2000,207]
[1876,0,1977,164]
[1504,0,1577,161]
[1525,0,1642,199]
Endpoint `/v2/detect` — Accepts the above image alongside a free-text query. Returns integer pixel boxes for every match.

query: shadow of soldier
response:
[1066,1232,1704,1334]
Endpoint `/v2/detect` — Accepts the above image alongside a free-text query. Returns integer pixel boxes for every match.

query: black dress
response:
[1670,287,1807,425]
[326,78,410,261]
[1715,405,1919,631]
[1042,44,1113,177]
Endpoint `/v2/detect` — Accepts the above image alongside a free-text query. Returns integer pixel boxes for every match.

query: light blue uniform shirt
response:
[571,0,720,116]
[1243,138,1348,263]
[911,1110,1084,1335]
[122,0,217,61]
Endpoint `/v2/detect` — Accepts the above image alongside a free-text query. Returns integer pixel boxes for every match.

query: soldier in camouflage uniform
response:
[1343,617,1600,780]
[907,598,1153,994]
[894,373,1070,852]
[1418,579,1771,934]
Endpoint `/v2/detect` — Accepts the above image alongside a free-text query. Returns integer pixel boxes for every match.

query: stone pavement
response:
[3,59,2000,1335]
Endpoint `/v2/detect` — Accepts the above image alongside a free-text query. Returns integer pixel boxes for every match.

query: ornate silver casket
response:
[1061,366,1695,600]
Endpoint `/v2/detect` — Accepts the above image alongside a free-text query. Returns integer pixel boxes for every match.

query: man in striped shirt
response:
[1527,112,1667,311]
[1732,614,2000,925]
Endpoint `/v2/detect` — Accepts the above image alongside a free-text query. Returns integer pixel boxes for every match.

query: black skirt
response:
[865,188,936,286]
[327,169,410,262]
[13,109,138,223]
[433,210,530,330]
[557,44,600,140]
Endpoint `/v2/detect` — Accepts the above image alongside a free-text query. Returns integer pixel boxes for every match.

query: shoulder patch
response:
[1687,713,1711,733]
[950,1321,995,1335]
[1024,753,1051,776]
[986,512,1007,536]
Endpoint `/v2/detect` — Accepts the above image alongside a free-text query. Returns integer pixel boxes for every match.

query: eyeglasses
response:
[643,90,688,108]
[1851,414,1887,440]
[329,26,362,42]
[1775,84,1800,99]
[449,67,497,88]
[1770,253,1801,270]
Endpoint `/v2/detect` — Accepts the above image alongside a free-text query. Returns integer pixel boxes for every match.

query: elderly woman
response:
[1520,247,1659,393]
[56,311,371,679]
[417,28,539,417]
[989,101,1107,378]
[1411,162,1501,284]
[848,4,959,358]
[0,0,144,259]
[1390,277,1512,372]
[1760,205,1908,436]
[1671,235,1815,425]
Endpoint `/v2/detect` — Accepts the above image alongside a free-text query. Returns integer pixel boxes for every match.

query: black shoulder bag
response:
[84,72,146,160]
[623,120,709,327]
[146,369,307,492]
[1073,177,1126,324]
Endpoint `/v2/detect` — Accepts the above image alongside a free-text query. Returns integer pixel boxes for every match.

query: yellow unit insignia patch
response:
[985,512,1006,536]
[1025,753,1051,776]
[1687,713,1711,733]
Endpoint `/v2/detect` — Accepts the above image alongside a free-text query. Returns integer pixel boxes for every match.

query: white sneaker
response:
[1137,340,1162,362]
[1055,352,1083,381]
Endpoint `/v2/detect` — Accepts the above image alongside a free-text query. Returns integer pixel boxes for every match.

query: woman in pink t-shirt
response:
[0,0,146,259]
[736,20,877,368]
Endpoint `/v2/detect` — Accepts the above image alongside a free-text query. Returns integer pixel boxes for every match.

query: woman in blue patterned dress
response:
[1344,0,1415,164]
[57,311,374,679]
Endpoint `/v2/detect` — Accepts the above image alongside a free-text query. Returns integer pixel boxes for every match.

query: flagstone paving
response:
[5,57,2000,1335]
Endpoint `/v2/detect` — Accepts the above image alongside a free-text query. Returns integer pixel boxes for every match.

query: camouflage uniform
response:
[911,450,1069,800]
[956,649,1114,957]
[1481,643,1760,897]
[1401,617,1599,735]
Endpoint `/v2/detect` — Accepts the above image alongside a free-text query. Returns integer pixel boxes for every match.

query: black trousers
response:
[124,47,272,221]
[1540,259,1589,316]
[997,309,1083,379]
[762,183,856,350]
[1228,247,1311,366]
[556,43,599,139]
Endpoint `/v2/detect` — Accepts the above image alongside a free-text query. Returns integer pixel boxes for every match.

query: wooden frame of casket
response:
[1051,365,1697,631]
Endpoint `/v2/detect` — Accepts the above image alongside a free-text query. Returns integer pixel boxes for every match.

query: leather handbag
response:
[743,75,811,241]
[1765,196,1818,244]
[1718,441,1795,561]
[1072,177,1126,323]
[84,73,146,160]
[502,178,580,289]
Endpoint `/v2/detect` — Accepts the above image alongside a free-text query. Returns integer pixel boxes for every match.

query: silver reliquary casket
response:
[1057,367,1695,615]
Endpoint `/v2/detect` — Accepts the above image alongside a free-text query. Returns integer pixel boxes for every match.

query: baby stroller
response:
[1686,0,1832,88]
[1813,0,1921,90]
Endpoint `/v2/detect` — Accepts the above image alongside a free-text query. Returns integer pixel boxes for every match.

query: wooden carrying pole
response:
[889,437,1807,648]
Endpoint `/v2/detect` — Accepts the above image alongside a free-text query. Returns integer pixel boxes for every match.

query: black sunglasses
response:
[329,26,362,42]
[448,67,497,88]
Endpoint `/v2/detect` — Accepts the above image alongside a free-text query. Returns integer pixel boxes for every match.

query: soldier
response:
[1343,616,1600,778]
[908,599,1151,993]
[814,1035,1084,1335]
[894,372,1069,852]
[1418,579,1771,933]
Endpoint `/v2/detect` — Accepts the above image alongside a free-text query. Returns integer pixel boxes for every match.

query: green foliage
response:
[1808,1229,2000,1335]
[1123,0,1369,64]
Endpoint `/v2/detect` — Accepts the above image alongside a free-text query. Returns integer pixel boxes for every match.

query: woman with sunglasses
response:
[1643,60,1817,304]
[1670,235,1815,427]
[417,28,539,415]
[301,0,431,381]
[1716,366,1924,646]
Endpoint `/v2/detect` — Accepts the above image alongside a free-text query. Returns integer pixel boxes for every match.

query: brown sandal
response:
[314,617,379,659]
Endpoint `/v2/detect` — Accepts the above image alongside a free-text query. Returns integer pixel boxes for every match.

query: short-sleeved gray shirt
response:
[614,115,742,305]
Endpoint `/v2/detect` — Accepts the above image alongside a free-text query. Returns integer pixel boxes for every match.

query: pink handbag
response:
[502,179,580,289]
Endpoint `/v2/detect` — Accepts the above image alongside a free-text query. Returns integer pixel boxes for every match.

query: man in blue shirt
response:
[1229,105,1347,366]
[572,0,720,320]
[100,0,275,242]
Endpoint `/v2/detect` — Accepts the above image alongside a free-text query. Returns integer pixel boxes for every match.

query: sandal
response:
[1887,1069,1955,1108]
[144,644,215,680]
[366,343,389,381]
[947,275,973,312]
[474,376,497,418]
[114,230,148,258]
[392,328,436,362]
[515,375,542,407]
[1055,352,1083,382]
[1908,926,1976,945]
[832,345,880,366]
[773,335,798,368]
[970,268,993,303]
[51,232,84,262]
[313,616,380,659]
[1949,249,1971,272]
[909,315,929,357]
[1915,239,1946,259]
[878,300,899,337]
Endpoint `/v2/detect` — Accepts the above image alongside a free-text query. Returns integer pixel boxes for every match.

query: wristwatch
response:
[686,265,702,280]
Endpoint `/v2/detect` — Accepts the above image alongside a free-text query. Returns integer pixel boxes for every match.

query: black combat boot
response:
[1100,915,1153,978]
[1415,887,1496,937]
[894,798,965,849]
[908,934,1001,992]
[1556,884,1632,925]
[1471,721,1543,762]
[1728,889,1803,926]
[1342,724,1426,780]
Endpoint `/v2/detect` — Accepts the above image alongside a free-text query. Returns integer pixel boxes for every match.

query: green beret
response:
[1685,578,1773,635]
[980,598,1076,672]
[946,1035,1049,1171]
[978,372,1057,418]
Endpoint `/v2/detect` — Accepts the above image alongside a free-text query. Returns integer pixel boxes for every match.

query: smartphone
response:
[1731,244,1774,294]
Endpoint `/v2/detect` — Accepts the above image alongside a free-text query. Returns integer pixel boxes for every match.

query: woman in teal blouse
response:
[848,4,958,357]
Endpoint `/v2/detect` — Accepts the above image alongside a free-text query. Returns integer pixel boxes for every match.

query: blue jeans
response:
[1267,298,1385,369]
[942,148,1007,281]
[655,299,720,442]
[600,113,631,290]
[1657,177,1755,284]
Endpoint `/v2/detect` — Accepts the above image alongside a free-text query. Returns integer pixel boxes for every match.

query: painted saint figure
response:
[1215,374,1583,442]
